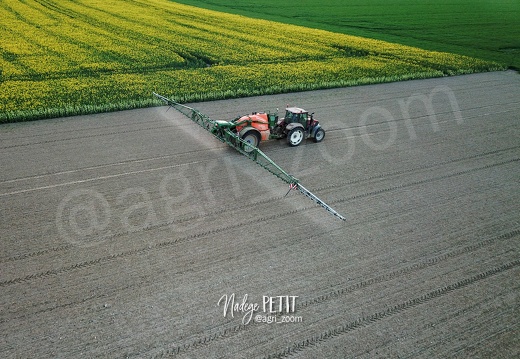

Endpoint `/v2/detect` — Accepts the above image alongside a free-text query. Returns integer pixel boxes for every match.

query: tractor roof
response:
[286,107,307,114]
[285,107,308,113]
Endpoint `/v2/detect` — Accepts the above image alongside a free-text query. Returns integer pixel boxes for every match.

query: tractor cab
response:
[284,107,310,128]
[280,106,324,146]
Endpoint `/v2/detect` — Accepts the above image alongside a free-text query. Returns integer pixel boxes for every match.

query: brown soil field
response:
[1,71,519,358]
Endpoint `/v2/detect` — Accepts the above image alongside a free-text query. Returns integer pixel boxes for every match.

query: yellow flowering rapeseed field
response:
[0,0,502,122]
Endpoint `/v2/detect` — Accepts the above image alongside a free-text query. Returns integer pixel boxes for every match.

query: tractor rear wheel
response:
[313,128,325,143]
[287,127,304,147]
[241,130,261,153]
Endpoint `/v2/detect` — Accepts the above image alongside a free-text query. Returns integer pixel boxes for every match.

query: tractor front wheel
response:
[313,128,325,143]
[241,130,260,153]
[287,127,304,147]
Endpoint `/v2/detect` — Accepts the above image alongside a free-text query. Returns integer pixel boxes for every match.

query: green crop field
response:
[175,0,520,70]
[0,0,509,123]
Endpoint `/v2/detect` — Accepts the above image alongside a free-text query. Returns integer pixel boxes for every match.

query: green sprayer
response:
[154,92,345,221]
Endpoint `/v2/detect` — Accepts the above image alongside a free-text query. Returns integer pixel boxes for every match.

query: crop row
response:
[0,0,503,122]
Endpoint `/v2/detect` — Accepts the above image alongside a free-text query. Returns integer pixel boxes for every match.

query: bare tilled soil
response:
[1,71,519,358]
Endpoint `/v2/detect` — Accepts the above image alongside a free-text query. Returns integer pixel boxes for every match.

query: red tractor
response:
[229,107,326,151]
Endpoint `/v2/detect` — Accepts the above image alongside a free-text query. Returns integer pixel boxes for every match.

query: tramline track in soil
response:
[145,246,520,357]
[1,174,517,349]
[1,94,517,218]
[1,180,516,298]
[2,200,517,317]
[2,111,516,278]
[1,177,514,326]
[0,146,516,267]
[2,225,518,355]
[1,171,515,293]
[262,262,520,359]
[1,71,518,358]
[3,226,518,356]
[0,111,210,150]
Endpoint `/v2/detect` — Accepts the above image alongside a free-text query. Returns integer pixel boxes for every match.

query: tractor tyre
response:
[313,128,325,143]
[241,130,261,153]
[287,127,304,147]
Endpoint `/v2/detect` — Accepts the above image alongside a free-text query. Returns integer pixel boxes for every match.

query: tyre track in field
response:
[324,104,518,134]
[312,145,519,192]
[397,290,519,359]
[0,111,197,143]
[0,160,202,197]
[127,226,519,356]
[326,157,518,207]
[0,151,208,186]
[3,87,515,150]
[151,257,520,358]
[1,146,517,264]
[1,180,515,326]
[0,118,161,141]
[0,206,301,288]
[4,193,517,347]
[261,260,520,359]
[296,229,520,311]
[319,106,519,148]
[0,123,177,150]
[1,169,507,331]
[1,185,507,324]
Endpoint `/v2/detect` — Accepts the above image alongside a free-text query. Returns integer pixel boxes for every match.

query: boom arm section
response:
[153,92,221,141]
[153,93,346,221]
